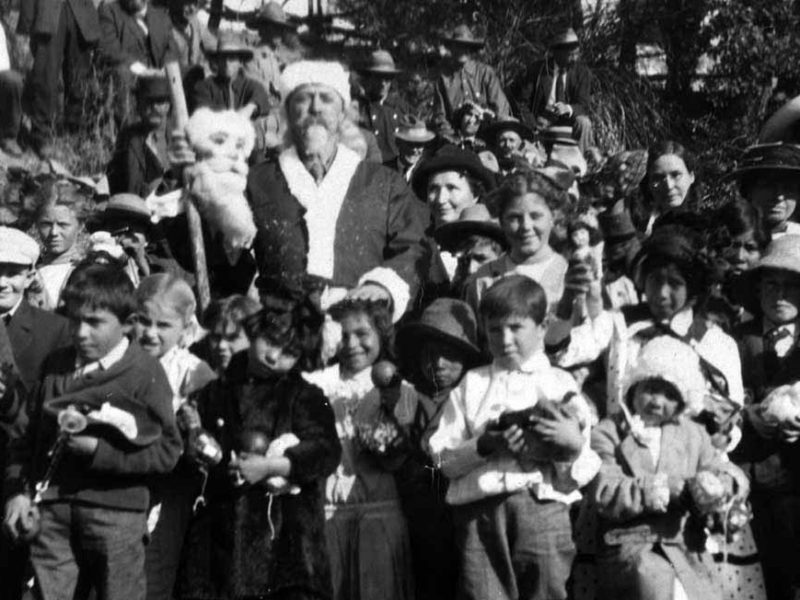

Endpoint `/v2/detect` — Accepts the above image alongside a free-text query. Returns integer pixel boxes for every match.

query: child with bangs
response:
[200,294,261,374]
[4,262,181,600]
[177,290,341,600]
[304,298,415,600]
[429,275,600,600]
[133,273,217,600]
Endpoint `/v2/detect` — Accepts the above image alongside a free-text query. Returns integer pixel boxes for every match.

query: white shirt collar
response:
[1,297,24,320]
[75,337,130,373]
[666,307,694,336]
[492,350,550,374]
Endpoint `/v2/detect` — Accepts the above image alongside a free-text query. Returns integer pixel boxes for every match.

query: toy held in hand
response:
[759,383,800,426]
[687,470,728,514]
[371,360,401,389]
[233,430,300,494]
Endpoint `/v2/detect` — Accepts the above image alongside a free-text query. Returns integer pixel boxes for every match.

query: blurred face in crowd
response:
[0,263,33,312]
[287,83,345,156]
[248,336,298,377]
[137,97,171,130]
[427,171,478,227]
[363,73,393,102]
[501,192,554,263]
[69,305,128,363]
[648,153,695,210]
[446,44,471,65]
[759,268,800,325]
[135,299,186,359]
[258,23,284,47]
[338,311,381,376]
[37,205,80,258]
[458,106,482,137]
[496,130,523,160]
[747,173,800,232]
[170,1,197,27]
[552,45,579,69]
[217,56,243,81]
[631,386,681,426]
[644,262,689,321]
[485,313,545,370]
[397,140,426,167]
[419,338,466,395]
[208,320,250,371]
[457,236,502,276]
[722,230,761,275]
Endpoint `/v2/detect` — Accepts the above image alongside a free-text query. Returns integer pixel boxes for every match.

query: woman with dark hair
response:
[717,198,770,275]
[640,141,699,235]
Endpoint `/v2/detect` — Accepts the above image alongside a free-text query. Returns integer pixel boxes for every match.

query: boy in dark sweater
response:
[3,263,181,600]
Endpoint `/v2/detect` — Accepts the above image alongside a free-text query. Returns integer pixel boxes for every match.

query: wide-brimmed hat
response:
[411,144,496,199]
[206,32,253,60]
[395,116,436,145]
[550,27,580,49]
[396,298,482,365]
[44,387,164,447]
[245,1,297,30]
[135,75,171,101]
[433,203,508,252]
[480,118,535,145]
[358,49,402,77]
[442,24,484,48]
[736,235,800,315]
[541,126,577,146]
[724,143,800,183]
[86,193,153,234]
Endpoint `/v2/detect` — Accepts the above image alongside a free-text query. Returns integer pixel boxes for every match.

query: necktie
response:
[555,69,565,104]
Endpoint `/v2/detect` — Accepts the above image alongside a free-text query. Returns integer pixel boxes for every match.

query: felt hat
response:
[725,142,800,182]
[135,75,171,101]
[480,118,535,145]
[44,387,164,447]
[0,227,39,266]
[395,116,436,145]
[206,32,254,60]
[623,335,707,416]
[87,194,153,234]
[280,60,351,107]
[736,234,800,315]
[411,144,496,199]
[245,1,297,30]
[395,298,482,365]
[433,203,508,252]
[598,210,637,243]
[442,24,484,49]
[358,49,402,77]
[550,27,580,49]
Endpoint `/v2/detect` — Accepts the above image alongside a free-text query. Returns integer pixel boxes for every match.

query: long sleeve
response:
[428,383,486,479]
[481,64,511,119]
[567,65,592,117]
[550,310,616,368]
[283,382,342,485]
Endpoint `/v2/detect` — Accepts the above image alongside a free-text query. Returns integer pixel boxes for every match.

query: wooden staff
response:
[165,61,211,311]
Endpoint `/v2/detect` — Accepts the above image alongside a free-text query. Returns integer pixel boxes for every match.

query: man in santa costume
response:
[247,60,430,319]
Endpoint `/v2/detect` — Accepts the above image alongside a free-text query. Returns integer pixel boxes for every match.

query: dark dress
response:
[177,354,342,600]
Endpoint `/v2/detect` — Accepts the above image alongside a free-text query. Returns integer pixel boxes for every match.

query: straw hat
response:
[442,24,484,49]
[358,49,402,77]
[395,116,436,145]
[245,1,297,30]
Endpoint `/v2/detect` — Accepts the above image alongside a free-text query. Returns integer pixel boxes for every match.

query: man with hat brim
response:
[433,24,512,136]
[107,75,176,198]
[355,49,409,163]
[386,115,438,181]
[481,118,541,176]
[190,32,270,120]
[510,27,594,152]
[726,142,800,239]
[97,0,179,123]
[233,60,429,322]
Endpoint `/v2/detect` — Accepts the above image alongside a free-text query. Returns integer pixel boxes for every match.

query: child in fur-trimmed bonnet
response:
[591,335,750,600]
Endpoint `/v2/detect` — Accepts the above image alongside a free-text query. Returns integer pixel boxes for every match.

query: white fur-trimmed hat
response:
[280,60,351,107]
[623,336,707,416]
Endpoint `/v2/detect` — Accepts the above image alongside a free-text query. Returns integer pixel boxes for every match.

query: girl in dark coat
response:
[177,296,342,600]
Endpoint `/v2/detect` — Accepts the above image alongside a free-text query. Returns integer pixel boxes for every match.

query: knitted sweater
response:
[5,342,181,511]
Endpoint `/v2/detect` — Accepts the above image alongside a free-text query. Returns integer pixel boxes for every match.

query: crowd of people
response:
[3,1,800,600]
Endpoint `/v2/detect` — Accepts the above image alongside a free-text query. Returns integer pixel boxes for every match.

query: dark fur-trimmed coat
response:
[177,354,341,600]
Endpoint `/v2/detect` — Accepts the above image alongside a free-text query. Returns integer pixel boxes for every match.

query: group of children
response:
[5,150,800,600]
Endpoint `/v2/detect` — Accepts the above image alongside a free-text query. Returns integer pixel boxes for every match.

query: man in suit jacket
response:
[511,28,594,151]
[0,227,69,600]
[17,0,100,155]
[98,0,179,123]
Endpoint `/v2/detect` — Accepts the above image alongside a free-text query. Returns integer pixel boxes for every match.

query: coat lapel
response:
[147,10,166,65]
[8,301,33,357]
[619,434,655,477]
[655,421,687,475]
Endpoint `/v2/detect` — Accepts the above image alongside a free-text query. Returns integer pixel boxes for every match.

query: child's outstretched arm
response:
[428,382,488,479]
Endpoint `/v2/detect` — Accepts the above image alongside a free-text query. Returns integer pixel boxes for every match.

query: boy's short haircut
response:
[479,275,547,325]
[625,377,684,412]
[60,263,136,322]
